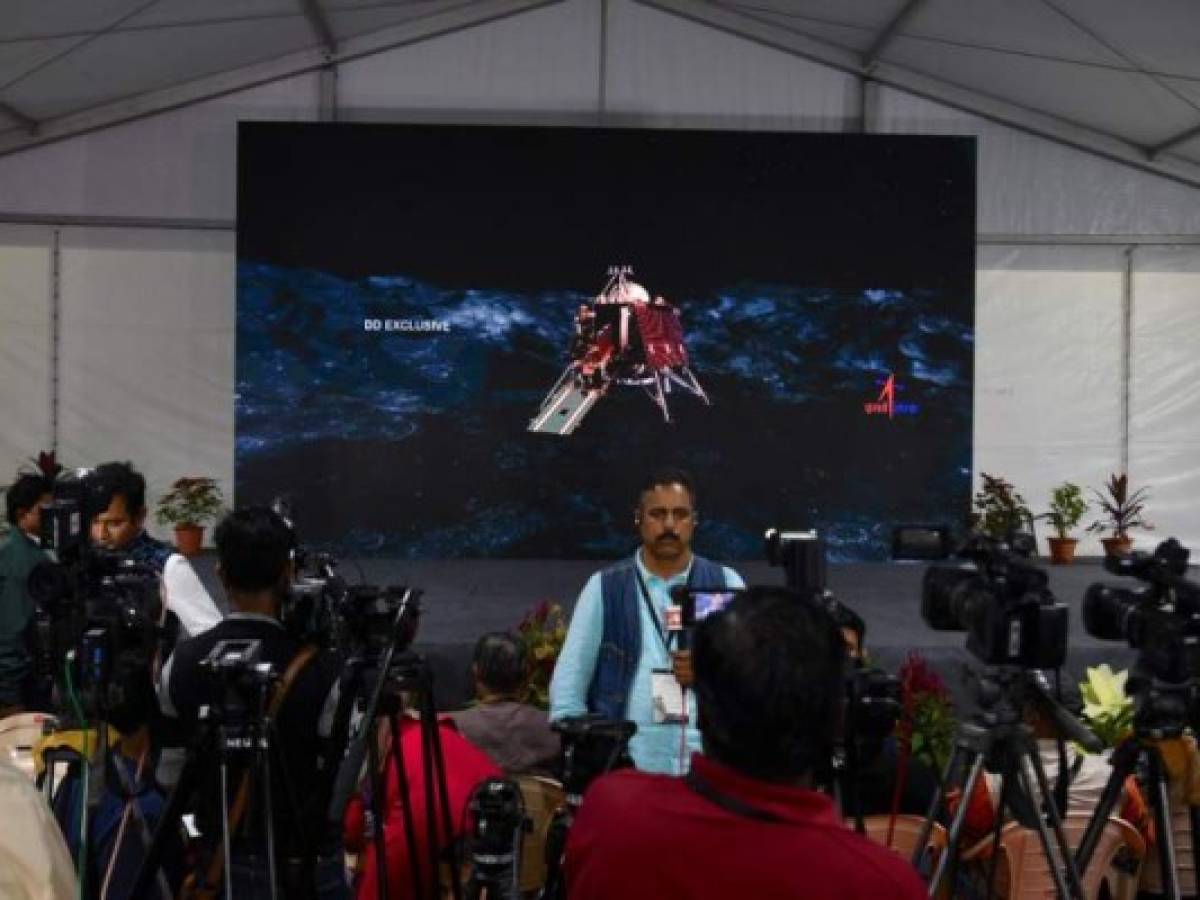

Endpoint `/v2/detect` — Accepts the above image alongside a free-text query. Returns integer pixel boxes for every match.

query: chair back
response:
[994,815,1145,900]
[1138,803,1196,896]
[0,712,55,780]
[861,814,948,874]
[515,775,565,894]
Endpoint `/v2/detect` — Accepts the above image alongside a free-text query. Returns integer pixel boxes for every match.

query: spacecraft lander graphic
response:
[528,266,710,435]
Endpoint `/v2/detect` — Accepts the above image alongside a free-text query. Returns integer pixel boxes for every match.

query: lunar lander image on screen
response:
[529,266,711,435]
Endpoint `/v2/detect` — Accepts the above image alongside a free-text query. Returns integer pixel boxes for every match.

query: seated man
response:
[160,507,347,899]
[565,586,927,899]
[450,632,560,776]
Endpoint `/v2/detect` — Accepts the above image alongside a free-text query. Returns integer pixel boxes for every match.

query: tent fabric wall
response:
[0,225,53,484]
[0,0,1195,554]
[1130,246,1200,552]
[56,228,235,543]
[975,246,1127,557]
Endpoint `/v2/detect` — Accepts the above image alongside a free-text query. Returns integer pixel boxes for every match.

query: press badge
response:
[650,669,688,724]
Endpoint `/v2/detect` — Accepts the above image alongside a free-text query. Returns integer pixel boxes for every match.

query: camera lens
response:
[920,564,979,630]
[1081,583,1139,642]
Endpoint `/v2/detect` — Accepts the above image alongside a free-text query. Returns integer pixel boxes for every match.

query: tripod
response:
[912,667,1085,900]
[326,597,464,900]
[129,645,312,900]
[1073,681,1200,900]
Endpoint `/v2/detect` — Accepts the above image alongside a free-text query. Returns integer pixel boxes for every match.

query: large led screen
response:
[237,123,975,560]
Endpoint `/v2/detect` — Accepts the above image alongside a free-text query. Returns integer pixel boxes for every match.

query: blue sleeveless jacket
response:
[586,554,727,721]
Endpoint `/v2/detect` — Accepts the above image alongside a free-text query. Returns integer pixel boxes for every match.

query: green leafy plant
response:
[897,652,956,774]
[1079,664,1133,750]
[1087,473,1152,538]
[971,473,1032,540]
[515,601,567,709]
[154,477,224,528]
[1040,482,1089,539]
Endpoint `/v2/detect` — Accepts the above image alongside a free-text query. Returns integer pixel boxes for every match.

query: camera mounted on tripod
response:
[551,715,636,799]
[1083,538,1200,735]
[26,468,162,724]
[198,639,277,745]
[921,532,1068,669]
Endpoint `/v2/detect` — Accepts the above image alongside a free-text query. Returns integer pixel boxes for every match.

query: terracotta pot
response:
[1047,537,1078,565]
[1101,535,1133,558]
[173,524,204,557]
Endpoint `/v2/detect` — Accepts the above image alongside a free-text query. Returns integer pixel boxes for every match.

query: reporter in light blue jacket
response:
[549,468,744,775]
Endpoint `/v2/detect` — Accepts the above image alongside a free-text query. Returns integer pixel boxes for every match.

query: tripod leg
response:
[1020,748,1083,900]
[387,713,426,900]
[220,748,235,900]
[928,750,987,898]
[422,687,465,900]
[261,731,279,900]
[911,742,966,869]
[1074,740,1138,877]
[984,772,1012,899]
[367,722,392,900]
[1147,748,1182,900]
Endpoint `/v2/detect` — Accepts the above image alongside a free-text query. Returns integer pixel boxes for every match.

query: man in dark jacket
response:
[0,471,51,715]
[549,467,743,774]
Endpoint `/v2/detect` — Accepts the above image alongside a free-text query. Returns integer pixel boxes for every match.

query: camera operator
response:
[0,471,52,715]
[159,507,347,899]
[90,462,221,644]
[565,586,926,899]
[549,467,744,775]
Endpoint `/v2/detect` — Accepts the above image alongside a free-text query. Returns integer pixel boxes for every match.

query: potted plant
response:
[155,477,224,557]
[1087,473,1151,557]
[514,601,567,709]
[971,472,1032,541]
[1039,482,1089,565]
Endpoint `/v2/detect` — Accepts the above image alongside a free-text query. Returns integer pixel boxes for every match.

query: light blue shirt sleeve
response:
[549,572,604,722]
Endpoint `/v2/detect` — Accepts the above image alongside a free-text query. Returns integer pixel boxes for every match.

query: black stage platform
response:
[194,557,1138,711]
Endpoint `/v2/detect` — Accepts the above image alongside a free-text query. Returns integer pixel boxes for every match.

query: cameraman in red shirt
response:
[566,585,927,899]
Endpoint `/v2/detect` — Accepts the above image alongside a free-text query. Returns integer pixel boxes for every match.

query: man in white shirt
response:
[0,753,76,900]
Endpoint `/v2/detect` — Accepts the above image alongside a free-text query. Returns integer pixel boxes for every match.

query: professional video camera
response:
[26,468,162,724]
[762,528,901,759]
[921,533,1068,669]
[764,528,826,599]
[1082,538,1200,725]
[540,715,636,900]
[465,778,527,900]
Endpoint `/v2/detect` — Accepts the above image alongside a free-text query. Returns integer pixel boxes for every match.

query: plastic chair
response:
[975,814,1144,899]
[861,813,948,873]
[0,712,55,781]
[515,775,565,895]
[1138,802,1197,897]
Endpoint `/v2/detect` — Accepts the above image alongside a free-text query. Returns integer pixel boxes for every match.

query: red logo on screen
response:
[864,374,919,418]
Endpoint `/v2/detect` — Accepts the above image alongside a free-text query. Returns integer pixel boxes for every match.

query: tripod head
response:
[962,666,1102,755]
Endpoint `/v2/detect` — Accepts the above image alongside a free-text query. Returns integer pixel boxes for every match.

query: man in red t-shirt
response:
[566,586,928,899]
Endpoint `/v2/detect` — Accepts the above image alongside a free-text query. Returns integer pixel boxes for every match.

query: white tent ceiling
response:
[2,0,1200,187]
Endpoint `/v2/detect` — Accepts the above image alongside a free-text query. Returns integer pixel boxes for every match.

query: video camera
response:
[764,528,826,599]
[26,468,162,724]
[466,778,526,900]
[921,533,1068,669]
[198,639,276,734]
[552,715,636,800]
[1082,539,1200,731]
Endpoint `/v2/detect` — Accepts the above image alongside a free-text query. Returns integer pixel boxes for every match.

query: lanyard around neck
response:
[634,565,671,653]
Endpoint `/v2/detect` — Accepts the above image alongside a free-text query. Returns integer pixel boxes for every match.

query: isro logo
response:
[864,374,919,418]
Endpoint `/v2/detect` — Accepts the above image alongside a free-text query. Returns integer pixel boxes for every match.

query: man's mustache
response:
[657,534,681,543]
